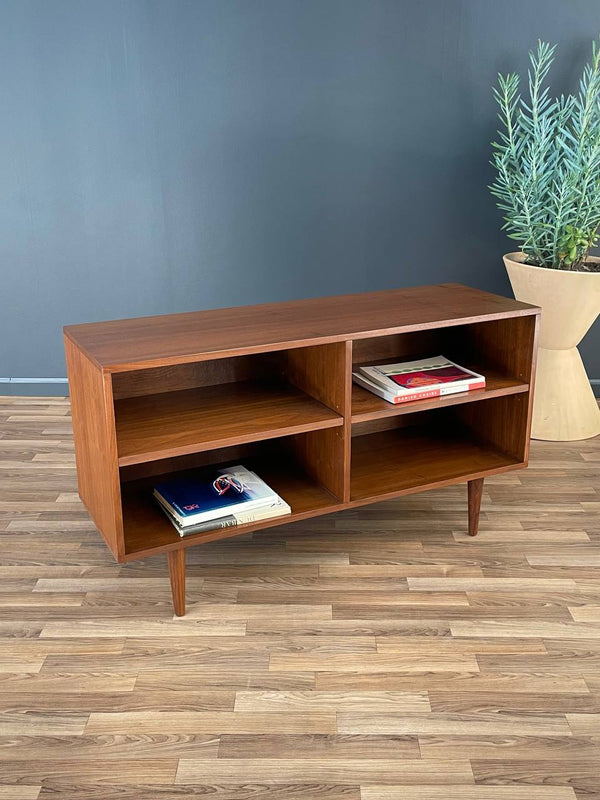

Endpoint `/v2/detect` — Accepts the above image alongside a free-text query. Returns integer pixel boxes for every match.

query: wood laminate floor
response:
[0,396,599,799]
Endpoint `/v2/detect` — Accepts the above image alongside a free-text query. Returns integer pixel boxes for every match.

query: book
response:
[153,464,286,527]
[355,356,485,404]
[157,497,291,537]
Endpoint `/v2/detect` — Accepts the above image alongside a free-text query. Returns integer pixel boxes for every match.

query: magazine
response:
[355,356,485,404]
[158,497,291,537]
[154,464,287,527]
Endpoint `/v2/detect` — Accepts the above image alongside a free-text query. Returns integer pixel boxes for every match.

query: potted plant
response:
[491,39,600,441]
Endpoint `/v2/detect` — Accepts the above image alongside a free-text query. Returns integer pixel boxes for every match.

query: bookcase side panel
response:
[523,313,540,462]
[457,313,539,463]
[64,336,124,560]
[459,314,538,382]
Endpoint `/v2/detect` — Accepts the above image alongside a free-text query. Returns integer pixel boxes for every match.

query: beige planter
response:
[504,252,600,441]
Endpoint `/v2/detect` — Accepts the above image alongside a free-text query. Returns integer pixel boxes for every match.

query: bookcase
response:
[64,284,540,615]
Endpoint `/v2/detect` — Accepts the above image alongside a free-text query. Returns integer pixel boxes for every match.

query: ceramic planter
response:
[504,252,600,441]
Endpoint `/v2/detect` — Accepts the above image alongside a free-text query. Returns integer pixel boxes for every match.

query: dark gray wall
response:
[2,0,599,389]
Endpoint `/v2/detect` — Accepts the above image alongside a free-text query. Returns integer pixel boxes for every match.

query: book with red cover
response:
[356,356,485,405]
[389,363,478,389]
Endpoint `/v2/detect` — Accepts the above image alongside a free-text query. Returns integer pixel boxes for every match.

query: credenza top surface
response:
[64,282,540,372]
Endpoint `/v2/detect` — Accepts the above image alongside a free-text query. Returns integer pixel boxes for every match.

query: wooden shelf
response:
[115,381,343,467]
[121,458,341,559]
[350,426,521,503]
[351,369,529,423]
[64,283,540,613]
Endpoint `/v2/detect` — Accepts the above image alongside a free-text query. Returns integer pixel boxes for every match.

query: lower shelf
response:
[121,458,341,558]
[120,424,524,560]
[350,426,522,502]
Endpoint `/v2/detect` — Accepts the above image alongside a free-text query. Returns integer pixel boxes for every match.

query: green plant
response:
[490,38,600,270]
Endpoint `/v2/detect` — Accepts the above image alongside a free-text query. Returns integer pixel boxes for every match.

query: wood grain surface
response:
[0,395,598,799]
[115,381,343,466]
[63,283,538,372]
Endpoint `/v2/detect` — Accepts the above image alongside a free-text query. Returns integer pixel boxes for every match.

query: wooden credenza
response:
[64,284,540,615]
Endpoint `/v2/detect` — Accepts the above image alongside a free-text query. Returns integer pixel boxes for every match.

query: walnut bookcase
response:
[64,284,540,615]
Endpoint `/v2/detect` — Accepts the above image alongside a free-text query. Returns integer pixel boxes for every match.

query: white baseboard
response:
[0,378,69,397]
[2,377,600,394]
[0,378,69,384]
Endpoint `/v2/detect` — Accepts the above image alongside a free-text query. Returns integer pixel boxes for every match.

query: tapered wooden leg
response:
[467,478,484,537]
[167,549,186,616]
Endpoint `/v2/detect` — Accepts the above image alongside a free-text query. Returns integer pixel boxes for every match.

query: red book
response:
[354,356,486,405]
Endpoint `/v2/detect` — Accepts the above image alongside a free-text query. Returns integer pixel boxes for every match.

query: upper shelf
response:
[64,284,540,372]
[115,381,342,467]
[351,368,529,422]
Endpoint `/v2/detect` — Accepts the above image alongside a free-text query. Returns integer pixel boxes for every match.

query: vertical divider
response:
[283,341,347,415]
[283,340,351,503]
[341,339,353,502]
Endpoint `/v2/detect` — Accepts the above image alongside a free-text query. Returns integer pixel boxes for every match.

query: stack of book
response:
[154,464,291,537]
[352,355,485,405]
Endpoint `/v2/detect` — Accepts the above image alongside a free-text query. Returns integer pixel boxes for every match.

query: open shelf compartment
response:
[119,428,346,559]
[351,369,528,422]
[112,342,347,467]
[350,393,529,503]
[351,316,535,422]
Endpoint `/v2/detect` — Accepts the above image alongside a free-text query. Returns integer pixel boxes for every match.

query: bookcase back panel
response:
[351,410,437,437]
[352,331,440,365]
[119,442,259,483]
[111,354,279,400]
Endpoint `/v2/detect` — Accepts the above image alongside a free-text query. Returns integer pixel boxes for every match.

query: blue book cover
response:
[154,465,281,526]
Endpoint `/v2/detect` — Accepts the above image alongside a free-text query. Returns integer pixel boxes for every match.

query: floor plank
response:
[174,758,474,784]
[361,788,577,800]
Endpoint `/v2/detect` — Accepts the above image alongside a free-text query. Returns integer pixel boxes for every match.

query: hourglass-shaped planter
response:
[504,252,600,441]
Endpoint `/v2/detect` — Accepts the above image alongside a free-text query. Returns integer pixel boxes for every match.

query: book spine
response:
[361,369,485,398]
[396,381,485,402]
[167,494,281,526]
[177,503,291,535]
[394,387,441,402]
[233,504,291,524]
[439,380,485,396]
[178,515,238,536]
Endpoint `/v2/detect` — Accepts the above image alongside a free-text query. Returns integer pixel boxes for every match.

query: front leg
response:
[467,478,484,537]
[167,548,186,616]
